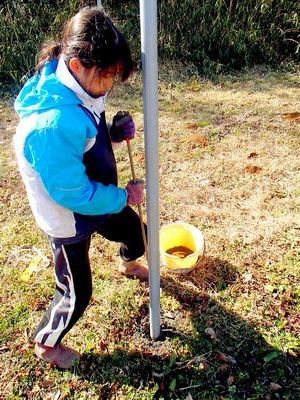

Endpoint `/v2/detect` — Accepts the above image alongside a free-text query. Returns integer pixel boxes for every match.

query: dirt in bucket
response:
[166,246,194,258]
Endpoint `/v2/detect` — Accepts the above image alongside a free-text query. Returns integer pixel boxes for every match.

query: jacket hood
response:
[14,59,82,118]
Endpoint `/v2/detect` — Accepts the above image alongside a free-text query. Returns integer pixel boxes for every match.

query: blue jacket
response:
[14,60,127,243]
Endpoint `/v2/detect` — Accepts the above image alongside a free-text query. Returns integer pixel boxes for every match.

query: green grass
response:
[0,66,299,399]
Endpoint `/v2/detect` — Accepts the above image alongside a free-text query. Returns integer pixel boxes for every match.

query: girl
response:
[14,7,147,369]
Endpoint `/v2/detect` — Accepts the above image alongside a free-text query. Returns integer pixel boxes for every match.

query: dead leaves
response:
[204,327,217,340]
[180,133,208,148]
[215,352,237,365]
[281,112,300,123]
[248,152,258,159]
[245,153,262,174]
[244,165,263,174]
[178,122,210,150]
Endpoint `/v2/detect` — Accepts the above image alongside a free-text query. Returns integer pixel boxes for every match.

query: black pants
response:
[34,206,147,346]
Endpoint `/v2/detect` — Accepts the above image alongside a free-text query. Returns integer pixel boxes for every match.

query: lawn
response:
[0,66,299,399]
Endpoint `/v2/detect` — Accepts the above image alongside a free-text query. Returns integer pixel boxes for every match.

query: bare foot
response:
[118,259,148,281]
[34,342,81,369]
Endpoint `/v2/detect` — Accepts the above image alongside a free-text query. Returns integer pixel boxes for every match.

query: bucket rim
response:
[159,222,204,236]
[159,221,202,230]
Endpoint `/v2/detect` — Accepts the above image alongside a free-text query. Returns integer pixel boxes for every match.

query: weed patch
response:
[1,68,299,399]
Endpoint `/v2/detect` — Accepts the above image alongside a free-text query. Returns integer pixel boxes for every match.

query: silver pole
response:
[97,0,102,8]
[139,0,160,340]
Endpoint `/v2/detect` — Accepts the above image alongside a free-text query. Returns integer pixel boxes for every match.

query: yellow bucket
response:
[159,223,205,273]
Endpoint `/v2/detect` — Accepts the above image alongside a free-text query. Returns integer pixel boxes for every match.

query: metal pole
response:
[97,0,102,8]
[139,0,160,340]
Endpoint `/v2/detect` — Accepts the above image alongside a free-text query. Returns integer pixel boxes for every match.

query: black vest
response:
[81,107,117,186]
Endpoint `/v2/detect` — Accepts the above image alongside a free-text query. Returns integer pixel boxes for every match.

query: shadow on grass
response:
[74,256,299,399]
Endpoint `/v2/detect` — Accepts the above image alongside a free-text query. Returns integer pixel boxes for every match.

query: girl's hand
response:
[110,111,135,142]
[125,179,145,205]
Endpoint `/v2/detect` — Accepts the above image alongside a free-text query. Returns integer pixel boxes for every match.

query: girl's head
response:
[37,7,134,95]
[62,7,134,82]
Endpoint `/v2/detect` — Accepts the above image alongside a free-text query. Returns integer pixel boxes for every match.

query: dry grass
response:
[0,66,299,399]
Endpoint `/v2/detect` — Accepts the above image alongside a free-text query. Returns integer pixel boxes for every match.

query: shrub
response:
[0,0,85,86]
[1,0,299,85]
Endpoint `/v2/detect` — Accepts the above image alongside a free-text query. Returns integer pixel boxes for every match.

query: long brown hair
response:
[36,7,134,82]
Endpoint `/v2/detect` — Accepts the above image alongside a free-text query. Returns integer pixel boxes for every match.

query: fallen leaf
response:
[281,112,300,123]
[99,339,108,352]
[243,273,253,282]
[248,152,258,158]
[205,327,217,340]
[20,263,37,282]
[244,165,263,174]
[199,359,210,371]
[40,378,55,388]
[215,352,236,364]
[218,363,229,372]
[186,122,199,130]
[216,352,229,362]
[181,133,208,147]
[270,382,282,391]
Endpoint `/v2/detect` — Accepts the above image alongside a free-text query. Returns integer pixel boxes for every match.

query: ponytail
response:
[35,40,62,73]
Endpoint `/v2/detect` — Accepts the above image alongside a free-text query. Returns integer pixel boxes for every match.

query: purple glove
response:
[125,179,145,205]
[110,111,135,143]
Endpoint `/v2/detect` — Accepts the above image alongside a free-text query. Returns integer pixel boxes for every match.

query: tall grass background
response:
[0,0,299,87]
